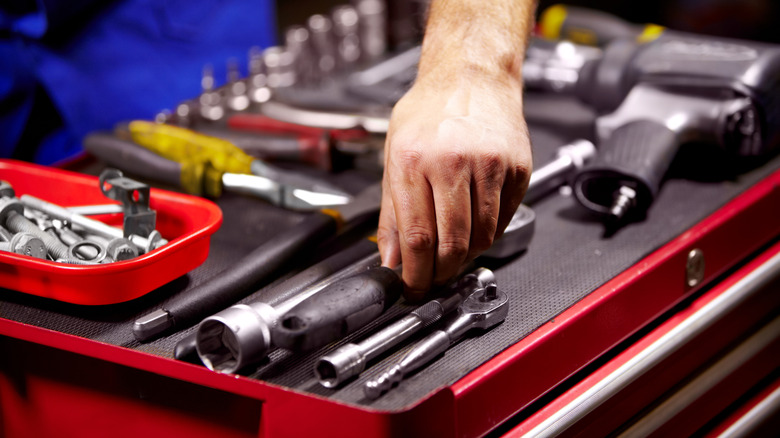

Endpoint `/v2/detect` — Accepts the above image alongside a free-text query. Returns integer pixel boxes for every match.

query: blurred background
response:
[2,0,778,165]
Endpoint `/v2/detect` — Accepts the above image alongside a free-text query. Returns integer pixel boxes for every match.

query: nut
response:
[107,237,138,261]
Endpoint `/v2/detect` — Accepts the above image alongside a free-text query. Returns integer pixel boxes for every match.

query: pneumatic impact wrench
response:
[524,12,780,225]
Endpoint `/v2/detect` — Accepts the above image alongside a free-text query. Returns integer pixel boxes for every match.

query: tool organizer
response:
[1,95,779,437]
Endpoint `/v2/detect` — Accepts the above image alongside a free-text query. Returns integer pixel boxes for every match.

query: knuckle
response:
[396,149,426,171]
[403,226,436,254]
[437,234,470,261]
[439,149,468,173]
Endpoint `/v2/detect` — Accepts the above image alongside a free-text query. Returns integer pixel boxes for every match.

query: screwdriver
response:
[83,133,349,211]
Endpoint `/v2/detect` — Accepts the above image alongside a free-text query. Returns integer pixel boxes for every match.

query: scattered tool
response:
[364,283,509,399]
[315,267,495,388]
[122,120,351,202]
[133,181,382,342]
[83,132,350,211]
[174,237,379,365]
[190,139,592,369]
[271,265,402,352]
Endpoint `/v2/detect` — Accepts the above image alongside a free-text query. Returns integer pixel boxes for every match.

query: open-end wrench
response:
[315,267,496,388]
[364,283,509,399]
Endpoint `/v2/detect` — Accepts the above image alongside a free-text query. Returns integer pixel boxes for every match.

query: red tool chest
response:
[2,97,779,437]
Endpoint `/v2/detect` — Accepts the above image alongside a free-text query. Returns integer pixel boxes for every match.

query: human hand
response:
[377,75,532,300]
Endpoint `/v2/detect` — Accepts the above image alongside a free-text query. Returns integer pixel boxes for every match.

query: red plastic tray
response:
[0,159,222,305]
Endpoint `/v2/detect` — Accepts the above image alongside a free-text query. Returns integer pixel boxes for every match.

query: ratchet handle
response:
[166,211,340,330]
[273,266,402,351]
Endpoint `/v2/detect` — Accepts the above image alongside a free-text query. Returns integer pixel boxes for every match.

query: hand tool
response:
[354,0,387,62]
[198,64,225,122]
[194,125,334,171]
[271,265,402,352]
[263,46,296,89]
[83,132,350,211]
[226,112,379,166]
[191,138,591,365]
[195,252,392,372]
[332,5,361,69]
[122,120,351,201]
[224,58,250,113]
[193,199,535,371]
[315,267,495,388]
[364,283,509,399]
[524,16,780,225]
[133,181,383,342]
[175,237,380,364]
[307,14,337,79]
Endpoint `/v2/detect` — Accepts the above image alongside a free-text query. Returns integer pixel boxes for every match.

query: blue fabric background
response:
[1,0,276,164]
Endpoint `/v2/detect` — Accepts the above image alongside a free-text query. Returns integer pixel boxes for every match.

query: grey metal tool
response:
[315,267,496,388]
[364,283,509,399]
[196,250,383,373]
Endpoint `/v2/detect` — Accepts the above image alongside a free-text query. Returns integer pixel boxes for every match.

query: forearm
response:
[417,0,537,90]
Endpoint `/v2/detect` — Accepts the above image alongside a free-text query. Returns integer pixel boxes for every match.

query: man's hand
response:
[378,74,532,300]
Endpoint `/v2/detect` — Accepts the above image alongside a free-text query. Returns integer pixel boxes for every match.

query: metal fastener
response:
[0,198,68,260]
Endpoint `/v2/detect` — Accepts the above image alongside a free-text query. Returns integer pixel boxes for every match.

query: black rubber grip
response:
[272,266,402,351]
[574,120,679,216]
[163,212,339,333]
[83,132,183,188]
[172,238,379,362]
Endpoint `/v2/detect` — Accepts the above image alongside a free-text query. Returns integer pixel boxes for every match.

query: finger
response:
[495,166,529,241]
[377,178,401,268]
[389,157,437,300]
[467,153,505,262]
[431,156,472,285]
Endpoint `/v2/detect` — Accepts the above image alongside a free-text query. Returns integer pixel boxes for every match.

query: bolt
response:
[19,194,166,254]
[0,225,13,241]
[0,232,47,259]
[0,198,68,260]
[106,237,138,261]
[56,258,103,265]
